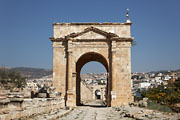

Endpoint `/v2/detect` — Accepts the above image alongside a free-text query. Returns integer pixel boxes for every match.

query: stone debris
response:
[1,97,179,120]
[27,108,72,120]
[8,92,24,98]
[0,91,179,120]
[113,106,180,120]
[59,100,135,120]
[58,100,180,120]
[0,98,10,105]
[138,97,148,107]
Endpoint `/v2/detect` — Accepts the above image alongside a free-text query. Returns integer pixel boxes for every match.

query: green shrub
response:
[147,99,173,113]
[0,69,26,90]
[141,78,180,105]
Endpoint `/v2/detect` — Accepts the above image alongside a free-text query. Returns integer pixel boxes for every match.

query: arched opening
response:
[76,52,109,106]
[95,89,101,99]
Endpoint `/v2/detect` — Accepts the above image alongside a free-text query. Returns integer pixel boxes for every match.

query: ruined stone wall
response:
[0,98,65,120]
[80,82,93,104]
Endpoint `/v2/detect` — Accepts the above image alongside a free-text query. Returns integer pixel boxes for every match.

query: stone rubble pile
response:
[28,107,73,120]
[114,106,180,120]
[138,98,148,107]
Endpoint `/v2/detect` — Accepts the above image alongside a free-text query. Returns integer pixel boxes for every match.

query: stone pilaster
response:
[52,42,66,98]
[66,40,76,107]
[111,40,117,107]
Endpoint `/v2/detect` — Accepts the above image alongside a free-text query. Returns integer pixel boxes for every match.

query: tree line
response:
[141,78,180,112]
[0,68,26,91]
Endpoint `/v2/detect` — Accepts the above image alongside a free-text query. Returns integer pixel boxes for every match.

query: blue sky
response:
[0,0,180,73]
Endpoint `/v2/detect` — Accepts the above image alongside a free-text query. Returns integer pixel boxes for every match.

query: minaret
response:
[126,8,132,24]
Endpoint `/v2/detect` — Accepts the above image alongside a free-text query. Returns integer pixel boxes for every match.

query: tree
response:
[141,78,180,105]
[0,69,26,90]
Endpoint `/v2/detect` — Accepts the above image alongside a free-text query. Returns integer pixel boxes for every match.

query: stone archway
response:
[95,89,101,99]
[76,52,109,106]
[50,22,134,107]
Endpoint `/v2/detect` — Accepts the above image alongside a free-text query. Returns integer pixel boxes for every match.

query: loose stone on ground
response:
[58,100,180,120]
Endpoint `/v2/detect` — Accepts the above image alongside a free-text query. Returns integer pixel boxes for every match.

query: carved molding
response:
[72,72,77,77]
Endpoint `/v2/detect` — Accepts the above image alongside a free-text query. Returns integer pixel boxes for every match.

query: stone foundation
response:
[0,98,65,120]
[80,82,93,104]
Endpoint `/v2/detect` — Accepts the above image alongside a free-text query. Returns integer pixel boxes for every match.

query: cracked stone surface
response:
[59,100,134,120]
[27,100,180,120]
[59,100,180,120]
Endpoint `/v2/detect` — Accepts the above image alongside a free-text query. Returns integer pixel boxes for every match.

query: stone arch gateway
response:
[50,22,134,107]
[76,52,108,106]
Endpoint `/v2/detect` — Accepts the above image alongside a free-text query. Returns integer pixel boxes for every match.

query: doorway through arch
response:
[76,52,110,106]
[95,89,101,99]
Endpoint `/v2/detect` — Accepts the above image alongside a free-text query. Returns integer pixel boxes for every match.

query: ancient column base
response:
[110,91,134,107]
[66,90,76,107]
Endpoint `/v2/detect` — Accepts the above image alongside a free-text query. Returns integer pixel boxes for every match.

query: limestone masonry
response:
[50,22,134,107]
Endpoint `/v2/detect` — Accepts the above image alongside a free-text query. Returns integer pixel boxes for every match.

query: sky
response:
[0,0,180,73]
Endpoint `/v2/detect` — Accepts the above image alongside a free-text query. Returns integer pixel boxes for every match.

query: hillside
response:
[0,67,52,79]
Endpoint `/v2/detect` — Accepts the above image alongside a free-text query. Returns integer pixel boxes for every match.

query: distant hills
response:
[1,67,179,79]
[0,67,52,79]
[132,69,180,74]
[150,69,180,74]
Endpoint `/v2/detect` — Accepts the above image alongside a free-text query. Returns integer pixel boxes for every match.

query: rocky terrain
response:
[58,100,180,120]
[0,67,52,78]
[0,96,179,120]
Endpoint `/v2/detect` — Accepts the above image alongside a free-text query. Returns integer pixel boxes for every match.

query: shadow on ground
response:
[80,104,106,108]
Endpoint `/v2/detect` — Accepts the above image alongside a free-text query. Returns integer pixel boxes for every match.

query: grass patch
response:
[147,99,173,113]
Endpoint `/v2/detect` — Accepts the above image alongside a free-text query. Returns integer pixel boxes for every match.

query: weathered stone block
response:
[38,93,47,98]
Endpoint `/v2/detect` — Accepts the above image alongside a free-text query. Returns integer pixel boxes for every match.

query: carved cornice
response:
[110,37,134,41]
[53,22,129,25]
[50,26,134,42]
[50,37,65,42]
[50,37,133,42]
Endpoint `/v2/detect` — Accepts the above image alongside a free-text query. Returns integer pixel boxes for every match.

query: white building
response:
[164,75,171,81]
[138,82,151,89]
[26,82,39,91]
[155,76,161,82]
